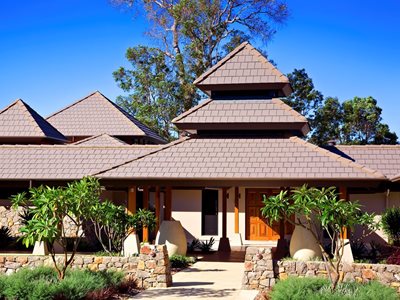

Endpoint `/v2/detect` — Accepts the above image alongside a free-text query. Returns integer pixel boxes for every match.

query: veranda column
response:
[218,188,231,252]
[142,186,150,242]
[234,187,239,234]
[155,186,161,231]
[123,185,139,256]
[164,186,172,221]
[339,186,354,263]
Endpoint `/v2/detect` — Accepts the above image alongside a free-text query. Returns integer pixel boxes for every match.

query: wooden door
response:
[246,189,281,241]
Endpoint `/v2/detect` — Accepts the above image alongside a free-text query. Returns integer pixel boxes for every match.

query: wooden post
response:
[222,188,228,238]
[155,186,161,231]
[339,186,348,239]
[142,186,149,242]
[234,187,239,234]
[127,186,137,215]
[218,188,231,252]
[165,186,172,221]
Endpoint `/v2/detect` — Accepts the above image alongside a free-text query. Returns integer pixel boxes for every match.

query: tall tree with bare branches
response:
[112,0,288,140]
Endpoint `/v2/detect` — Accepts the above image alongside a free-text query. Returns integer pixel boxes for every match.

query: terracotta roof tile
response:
[194,42,290,91]
[331,145,400,181]
[172,98,309,133]
[96,136,385,180]
[0,144,159,180]
[47,91,166,143]
[0,99,67,142]
[73,134,127,146]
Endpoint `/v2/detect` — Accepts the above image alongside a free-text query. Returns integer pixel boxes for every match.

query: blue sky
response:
[0,0,399,135]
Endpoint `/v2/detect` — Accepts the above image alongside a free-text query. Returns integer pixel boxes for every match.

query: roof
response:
[193,42,292,96]
[95,136,385,181]
[0,99,67,142]
[46,91,166,143]
[330,145,400,181]
[0,144,159,180]
[73,134,127,146]
[172,98,310,134]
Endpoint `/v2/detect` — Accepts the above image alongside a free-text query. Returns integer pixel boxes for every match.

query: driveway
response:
[132,260,258,300]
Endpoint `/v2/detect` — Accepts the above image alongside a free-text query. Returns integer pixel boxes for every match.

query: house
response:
[0,42,399,252]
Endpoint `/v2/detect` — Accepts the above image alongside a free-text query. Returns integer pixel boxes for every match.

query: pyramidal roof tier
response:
[73,133,128,146]
[46,91,166,144]
[0,99,67,143]
[194,42,292,96]
[172,98,310,135]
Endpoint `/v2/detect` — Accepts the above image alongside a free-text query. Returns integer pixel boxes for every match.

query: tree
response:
[11,177,101,280]
[309,97,343,145]
[113,0,289,140]
[91,201,157,254]
[261,185,378,290]
[287,69,398,145]
[341,96,398,145]
[284,68,324,129]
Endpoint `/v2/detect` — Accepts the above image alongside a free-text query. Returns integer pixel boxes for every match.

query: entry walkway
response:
[133,260,259,300]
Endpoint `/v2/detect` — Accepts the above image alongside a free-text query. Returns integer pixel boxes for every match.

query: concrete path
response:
[133,261,258,300]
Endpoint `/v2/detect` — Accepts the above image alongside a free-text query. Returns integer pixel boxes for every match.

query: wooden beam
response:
[165,186,172,221]
[339,186,348,239]
[234,187,239,234]
[155,186,161,231]
[142,186,149,242]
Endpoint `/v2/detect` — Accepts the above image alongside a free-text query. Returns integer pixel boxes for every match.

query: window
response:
[202,189,219,235]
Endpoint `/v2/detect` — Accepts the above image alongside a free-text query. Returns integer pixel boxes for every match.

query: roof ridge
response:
[271,98,309,122]
[172,99,213,123]
[337,144,400,148]
[0,144,160,149]
[193,42,249,85]
[46,91,98,119]
[93,136,190,176]
[289,136,386,179]
[247,45,289,82]
[72,133,127,145]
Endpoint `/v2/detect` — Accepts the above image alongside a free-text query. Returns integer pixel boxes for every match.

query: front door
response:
[246,189,281,241]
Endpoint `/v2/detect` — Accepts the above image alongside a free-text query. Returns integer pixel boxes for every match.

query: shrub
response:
[187,238,201,252]
[0,267,125,300]
[169,254,195,268]
[199,237,215,252]
[387,248,400,265]
[381,207,400,246]
[0,226,13,249]
[270,277,398,300]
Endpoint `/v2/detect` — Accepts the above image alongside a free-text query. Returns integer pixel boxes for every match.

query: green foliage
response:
[169,254,194,268]
[187,238,201,252]
[0,226,13,249]
[270,277,398,300]
[285,68,324,129]
[261,185,379,290]
[287,69,398,145]
[113,0,289,140]
[199,237,215,252]
[0,267,125,300]
[91,200,157,253]
[11,177,102,279]
[381,207,400,246]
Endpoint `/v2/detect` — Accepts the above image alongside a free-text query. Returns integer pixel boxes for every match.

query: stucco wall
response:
[350,192,400,243]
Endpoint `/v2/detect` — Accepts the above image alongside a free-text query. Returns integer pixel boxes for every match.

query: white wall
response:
[171,190,203,241]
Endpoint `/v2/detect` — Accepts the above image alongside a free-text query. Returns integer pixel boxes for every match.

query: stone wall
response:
[0,245,172,289]
[242,246,400,292]
[0,206,80,238]
[242,247,276,290]
[277,260,400,292]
